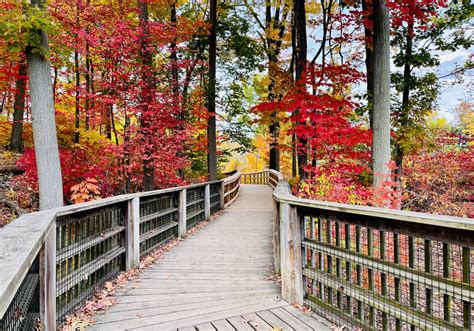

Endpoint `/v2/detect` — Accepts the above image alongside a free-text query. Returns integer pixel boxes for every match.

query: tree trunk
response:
[295,0,307,180]
[74,50,80,144]
[74,0,80,143]
[395,20,414,179]
[9,57,27,153]
[27,0,63,210]
[207,0,218,180]
[362,0,374,130]
[138,0,155,190]
[267,1,280,172]
[372,0,391,188]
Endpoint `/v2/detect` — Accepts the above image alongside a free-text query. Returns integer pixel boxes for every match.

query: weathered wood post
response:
[220,181,225,209]
[279,182,304,305]
[273,198,281,275]
[178,189,187,238]
[39,225,56,330]
[204,184,211,219]
[125,197,140,270]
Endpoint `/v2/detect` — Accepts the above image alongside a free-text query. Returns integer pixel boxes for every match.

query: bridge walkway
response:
[89,185,331,331]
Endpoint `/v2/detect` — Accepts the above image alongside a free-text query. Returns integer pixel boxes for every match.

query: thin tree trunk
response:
[84,0,91,130]
[295,0,307,180]
[74,0,80,143]
[9,57,27,153]
[74,50,80,143]
[27,0,63,210]
[362,0,374,130]
[138,0,155,190]
[395,20,414,179]
[267,1,280,171]
[207,0,218,180]
[372,0,391,188]
[85,45,91,130]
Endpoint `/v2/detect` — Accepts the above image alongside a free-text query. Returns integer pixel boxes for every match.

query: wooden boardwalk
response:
[89,185,331,331]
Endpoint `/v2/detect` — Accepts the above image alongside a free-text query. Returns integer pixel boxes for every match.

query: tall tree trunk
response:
[138,0,155,190]
[207,0,218,180]
[290,10,297,177]
[295,0,307,180]
[74,0,80,143]
[9,57,27,153]
[170,1,184,180]
[362,0,374,130]
[74,50,80,143]
[372,0,391,188]
[85,45,91,130]
[395,20,414,179]
[267,1,280,171]
[27,0,63,210]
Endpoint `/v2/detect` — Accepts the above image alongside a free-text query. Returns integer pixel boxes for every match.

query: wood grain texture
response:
[88,185,330,330]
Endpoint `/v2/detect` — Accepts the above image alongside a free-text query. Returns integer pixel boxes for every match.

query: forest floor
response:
[0,148,33,227]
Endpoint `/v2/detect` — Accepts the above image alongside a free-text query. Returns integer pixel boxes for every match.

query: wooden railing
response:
[241,169,283,188]
[271,178,474,330]
[0,172,241,330]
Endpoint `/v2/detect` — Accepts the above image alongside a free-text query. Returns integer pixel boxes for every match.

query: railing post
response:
[125,197,140,270]
[273,198,281,275]
[204,184,211,219]
[280,202,304,305]
[178,189,187,238]
[220,181,225,209]
[39,225,56,330]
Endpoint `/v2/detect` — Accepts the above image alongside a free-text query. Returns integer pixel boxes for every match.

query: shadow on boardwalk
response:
[89,185,331,330]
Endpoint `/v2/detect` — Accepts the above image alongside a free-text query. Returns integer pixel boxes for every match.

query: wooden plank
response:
[256,310,293,330]
[270,308,313,330]
[282,305,330,329]
[126,197,140,270]
[195,323,216,331]
[227,316,254,331]
[211,319,235,331]
[241,312,273,331]
[39,225,56,331]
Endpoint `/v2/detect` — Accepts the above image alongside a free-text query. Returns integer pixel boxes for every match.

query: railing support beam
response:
[204,184,211,219]
[280,202,304,305]
[178,189,187,238]
[126,197,140,270]
[39,226,56,331]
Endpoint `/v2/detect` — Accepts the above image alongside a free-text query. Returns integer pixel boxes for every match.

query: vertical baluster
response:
[379,231,387,329]
[442,243,451,322]
[345,223,352,316]
[393,233,401,328]
[408,236,416,312]
[425,239,432,315]
[462,247,471,329]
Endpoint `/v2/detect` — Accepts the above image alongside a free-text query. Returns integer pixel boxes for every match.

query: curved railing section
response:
[222,170,241,207]
[270,176,474,330]
[0,173,242,330]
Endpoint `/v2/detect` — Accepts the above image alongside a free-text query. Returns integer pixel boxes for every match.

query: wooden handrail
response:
[272,179,474,330]
[0,173,242,330]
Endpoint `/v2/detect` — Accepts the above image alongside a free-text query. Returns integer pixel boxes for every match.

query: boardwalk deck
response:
[89,185,331,331]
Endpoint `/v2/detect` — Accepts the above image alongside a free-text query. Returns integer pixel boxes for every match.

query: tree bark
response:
[9,57,27,153]
[74,50,80,143]
[207,0,218,180]
[395,20,414,179]
[362,0,374,130]
[295,0,307,180]
[372,0,391,188]
[138,0,155,190]
[27,0,64,210]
